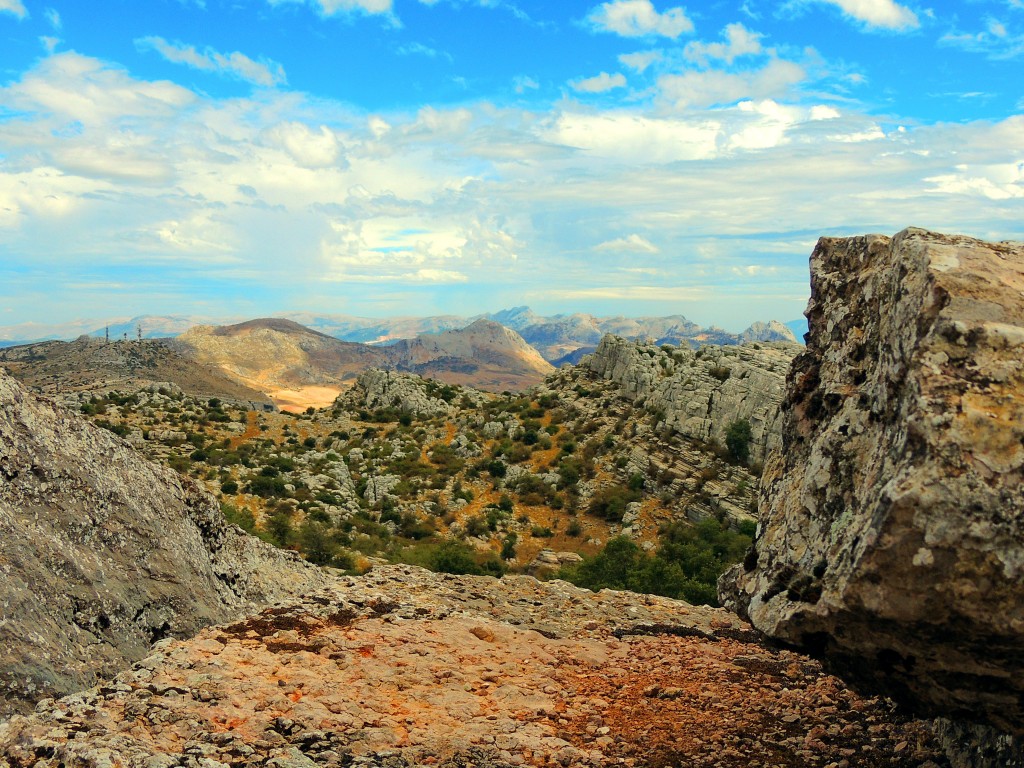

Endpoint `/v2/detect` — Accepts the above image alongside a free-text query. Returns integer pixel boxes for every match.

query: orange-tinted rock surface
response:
[0,566,945,768]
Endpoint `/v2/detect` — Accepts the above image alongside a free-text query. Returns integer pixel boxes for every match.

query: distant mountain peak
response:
[738,320,798,344]
[209,318,334,340]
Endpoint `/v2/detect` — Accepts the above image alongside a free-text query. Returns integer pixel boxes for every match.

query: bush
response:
[500,533,518,560]
[429,540,503,576]
[725,419,753,465]
[587,484,641,522]
[220,502,255,532]
[709,366,731,382]
[464,515,489,538]
[558,518,753,607]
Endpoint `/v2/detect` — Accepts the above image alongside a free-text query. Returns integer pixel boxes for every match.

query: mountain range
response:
[171,317,553,410]
[0,311,795,411]
[0,307,799,359]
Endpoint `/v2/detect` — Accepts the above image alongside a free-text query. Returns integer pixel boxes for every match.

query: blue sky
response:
[0,0,1022,335]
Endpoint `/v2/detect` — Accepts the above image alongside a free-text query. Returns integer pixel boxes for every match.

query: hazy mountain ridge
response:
[0,309,801,361]
[170,317,553,409]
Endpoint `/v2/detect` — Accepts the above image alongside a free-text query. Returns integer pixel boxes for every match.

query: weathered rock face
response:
[0,370,329,718]
[587,335,799,463]
[348,368,457,417]
[723,229,1024,744]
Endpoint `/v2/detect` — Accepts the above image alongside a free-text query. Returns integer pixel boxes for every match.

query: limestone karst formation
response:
[723,227,1024,764]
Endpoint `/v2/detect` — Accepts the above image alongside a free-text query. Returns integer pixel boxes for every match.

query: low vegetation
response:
[66,356,761,605]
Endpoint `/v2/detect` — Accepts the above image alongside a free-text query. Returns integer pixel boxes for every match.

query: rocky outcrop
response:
[588,335,800,463]
[0,565,946,767]
[722,229,1024,760]
[0,370,329,718]
[738,320,798,344]
[349,368,456,417]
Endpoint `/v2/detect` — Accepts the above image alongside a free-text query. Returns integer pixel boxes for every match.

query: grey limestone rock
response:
[723,228,1024,757]
[350,369,453,417]
[587,336,799,463]
[0,370,330,719]
[363,474,401,506]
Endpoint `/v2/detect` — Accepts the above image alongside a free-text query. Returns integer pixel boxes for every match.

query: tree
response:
[725,418,753,465]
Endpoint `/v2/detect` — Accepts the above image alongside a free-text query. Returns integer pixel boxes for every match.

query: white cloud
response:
[2,50,1023,328]
[264,122,342,168]
[1,52,195,127]
[40,36,60,53]
[684,23,763,65]
[587,0,694,39]
[810,105,841,119]
[571,71,627,93]
[136,37,287,87]
[811,0,919,30]
[396,42,453,60]
[619,50,662,72]
[513,75,539,93]
[542,112,720,162]
[940,19,1024,59]
[44,7,60,28]
[316,0,393,15]
[595,234,660,252]
[0,0,26,18]
[548,285,710,301]
[658,57,806,109]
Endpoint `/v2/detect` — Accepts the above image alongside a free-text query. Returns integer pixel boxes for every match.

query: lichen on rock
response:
[723,228,1024,756]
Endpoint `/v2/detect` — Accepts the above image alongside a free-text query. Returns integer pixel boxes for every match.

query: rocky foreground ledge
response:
[0,565,946,768]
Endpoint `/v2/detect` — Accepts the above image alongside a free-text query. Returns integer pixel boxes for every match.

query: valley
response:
[39,336,797,605]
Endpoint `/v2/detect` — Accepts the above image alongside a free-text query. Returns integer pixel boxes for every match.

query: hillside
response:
[0,336,273,409]
[0,369,328,718]
[389,319,555,392]
[172,319,392,412]
[37,334,797,606]
[173,318,553,410]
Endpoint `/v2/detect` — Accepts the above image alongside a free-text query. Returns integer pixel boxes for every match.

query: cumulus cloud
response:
[136,37,287,87]
[595,234,660,252]
[619,50,662,72]
[684,23,763,65]
[810,0,919,30]
[1,49,1022,326]
[587,0,694,39]
[0,0,26,18]
[571,71,627,93]
[658,57,806,109]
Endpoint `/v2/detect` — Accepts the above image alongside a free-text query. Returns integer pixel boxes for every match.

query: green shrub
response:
[220,502,255,532]
[725,419,753,465]
[558,518,753,607]
[587,484,641,522]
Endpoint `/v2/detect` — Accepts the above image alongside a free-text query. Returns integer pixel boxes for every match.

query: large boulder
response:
[0,370,330,718]
[723,229,1024,747]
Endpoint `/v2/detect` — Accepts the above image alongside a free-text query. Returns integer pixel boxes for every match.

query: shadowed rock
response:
[723,228,1024,761]
[0,370,329,718]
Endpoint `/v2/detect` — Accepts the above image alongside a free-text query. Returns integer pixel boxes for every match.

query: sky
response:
[0,0,1022,335]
